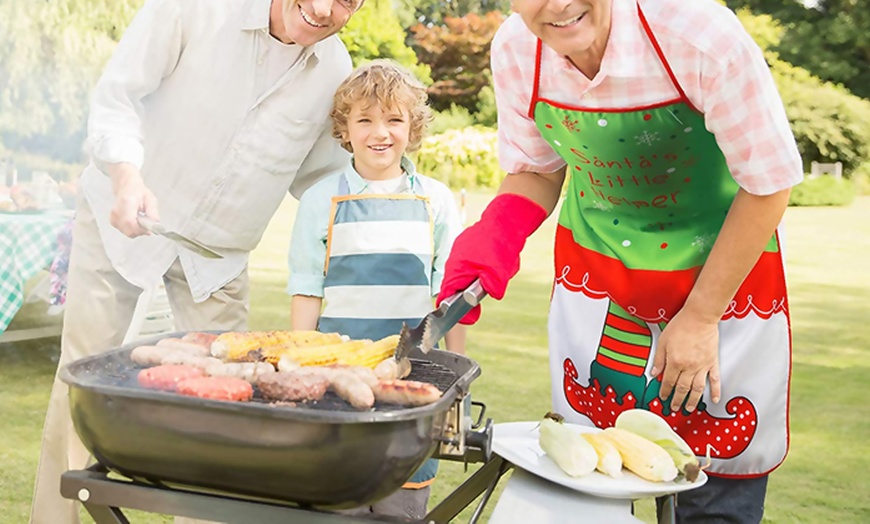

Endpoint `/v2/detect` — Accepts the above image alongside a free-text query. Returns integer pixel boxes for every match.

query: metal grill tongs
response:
[137,215,224,259]
[395,279,487,360]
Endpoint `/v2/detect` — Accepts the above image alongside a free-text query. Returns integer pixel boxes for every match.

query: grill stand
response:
[61,456,676,524]
[60,457,511,524]
[59,395,677,523]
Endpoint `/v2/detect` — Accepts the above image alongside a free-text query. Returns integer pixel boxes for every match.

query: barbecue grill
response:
[60,333,682,523]
[59,332,493,513]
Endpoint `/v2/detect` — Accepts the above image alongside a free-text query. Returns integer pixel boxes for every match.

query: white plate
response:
[492,421,707,500]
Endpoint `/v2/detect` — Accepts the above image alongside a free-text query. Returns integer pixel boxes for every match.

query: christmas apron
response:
[320,173,439,486]
[535,5,791,477]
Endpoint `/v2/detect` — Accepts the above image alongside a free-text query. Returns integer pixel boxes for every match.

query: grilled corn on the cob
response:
[602,427,678,482]
[270,335,400,368]
[341,335,401,368]
[582,432,623,478]
[269,340,372,367]
[211,331,345,361]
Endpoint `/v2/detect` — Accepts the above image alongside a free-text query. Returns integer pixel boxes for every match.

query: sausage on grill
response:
[329,365,378,387]
[329,371,375,410]
[161,353,222,370]
[138,364,206,392]
[257,371,329,402]
[372,379,442,407]
[181,332,219,348]
[373,357,411,381]
[131,345,217,368]
[155,338,211,356]
[205,362,276,383]
[176,376,253,402]
[131,345,177,367]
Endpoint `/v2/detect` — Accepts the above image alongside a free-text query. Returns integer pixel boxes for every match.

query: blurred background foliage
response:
[1,0,867,200]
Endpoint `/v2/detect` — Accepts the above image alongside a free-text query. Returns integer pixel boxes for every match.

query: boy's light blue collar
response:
[345,156,418,195]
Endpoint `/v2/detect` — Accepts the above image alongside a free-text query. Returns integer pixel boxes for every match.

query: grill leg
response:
[425,456,512,524]
[81,505,130,524]
[658,494,677,524]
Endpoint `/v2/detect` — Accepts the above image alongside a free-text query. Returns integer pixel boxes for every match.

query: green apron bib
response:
[536,3,791,477]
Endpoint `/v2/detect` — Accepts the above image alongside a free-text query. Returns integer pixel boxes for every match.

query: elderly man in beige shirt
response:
[30,0,363,522]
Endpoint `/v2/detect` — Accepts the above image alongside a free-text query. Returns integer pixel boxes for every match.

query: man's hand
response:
[108,163,159,238]
[437,193,548,324]
[651,307,722,413]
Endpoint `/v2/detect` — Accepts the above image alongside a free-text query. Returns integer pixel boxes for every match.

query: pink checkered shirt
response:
[492,0,803,195]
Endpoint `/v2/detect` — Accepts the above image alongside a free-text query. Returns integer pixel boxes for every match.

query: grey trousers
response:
[657,474,769,524]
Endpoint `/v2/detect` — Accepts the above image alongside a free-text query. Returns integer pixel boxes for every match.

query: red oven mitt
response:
[438,193,548,325]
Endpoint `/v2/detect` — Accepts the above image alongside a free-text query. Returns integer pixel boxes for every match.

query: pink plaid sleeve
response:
[492,17,566,175]
[700,29,803,195]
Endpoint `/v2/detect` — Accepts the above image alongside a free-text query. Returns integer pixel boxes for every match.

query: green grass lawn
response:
[1,194,868,523]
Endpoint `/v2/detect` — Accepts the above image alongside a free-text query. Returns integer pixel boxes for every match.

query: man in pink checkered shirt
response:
[438,0,803,521]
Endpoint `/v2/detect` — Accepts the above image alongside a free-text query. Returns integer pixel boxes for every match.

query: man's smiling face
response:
[512,0,612,61]
[277,0,359,46]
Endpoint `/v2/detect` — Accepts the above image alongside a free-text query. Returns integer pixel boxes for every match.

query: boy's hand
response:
[437,193,547,325]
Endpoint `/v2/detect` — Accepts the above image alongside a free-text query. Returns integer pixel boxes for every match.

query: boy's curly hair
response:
[331,60,432,153]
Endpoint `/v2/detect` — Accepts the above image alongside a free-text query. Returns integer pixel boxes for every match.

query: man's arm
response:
[497,168,567,216]
[653,14,802,413]
[88,0,185,236]
[653,187,792,412]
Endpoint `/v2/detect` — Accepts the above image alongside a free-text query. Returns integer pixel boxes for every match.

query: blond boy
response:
[287,60,465,518]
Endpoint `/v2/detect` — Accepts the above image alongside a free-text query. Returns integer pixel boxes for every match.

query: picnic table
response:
[0,210,72,341]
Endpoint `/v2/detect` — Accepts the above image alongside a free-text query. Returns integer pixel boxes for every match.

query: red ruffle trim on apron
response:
[554,225,788,322]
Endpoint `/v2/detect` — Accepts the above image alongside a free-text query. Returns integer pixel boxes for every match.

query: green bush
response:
[338,0,431,84]
[413,126,501,190]
[788,175,855,207]
[430,105,476,135]
[475,81,498,128]
[735,8,870,174]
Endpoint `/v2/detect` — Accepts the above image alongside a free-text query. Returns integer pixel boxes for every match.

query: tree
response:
[395,0,510,27]
[726,0,870,99]
[410,12,505,113]
[735,7,870,172]
[340,0,431,83]
[0,0,144,161]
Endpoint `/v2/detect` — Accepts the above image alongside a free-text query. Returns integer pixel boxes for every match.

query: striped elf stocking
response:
[588,301,652,403]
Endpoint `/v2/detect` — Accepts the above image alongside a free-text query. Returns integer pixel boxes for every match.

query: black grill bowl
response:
[60,334,480,508]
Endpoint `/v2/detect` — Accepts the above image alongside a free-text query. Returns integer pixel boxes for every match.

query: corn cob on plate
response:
[492,421,707,500]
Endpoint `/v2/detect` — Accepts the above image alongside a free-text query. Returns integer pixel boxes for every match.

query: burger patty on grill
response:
[257,371,329,402]
[176,376,253,402]
[138,364,206,392]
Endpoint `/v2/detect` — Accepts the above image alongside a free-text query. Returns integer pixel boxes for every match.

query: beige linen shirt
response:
[80,0,352,301]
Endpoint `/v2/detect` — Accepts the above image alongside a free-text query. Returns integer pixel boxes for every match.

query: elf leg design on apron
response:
[535,4,791,476]
[319,173,439,486]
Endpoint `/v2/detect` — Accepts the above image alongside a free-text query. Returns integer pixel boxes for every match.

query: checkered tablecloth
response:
[0,211,72,334]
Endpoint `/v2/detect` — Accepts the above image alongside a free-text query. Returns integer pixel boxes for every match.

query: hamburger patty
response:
[176,376,253,402]
[257,371,329,402]
[138,364,206,392]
